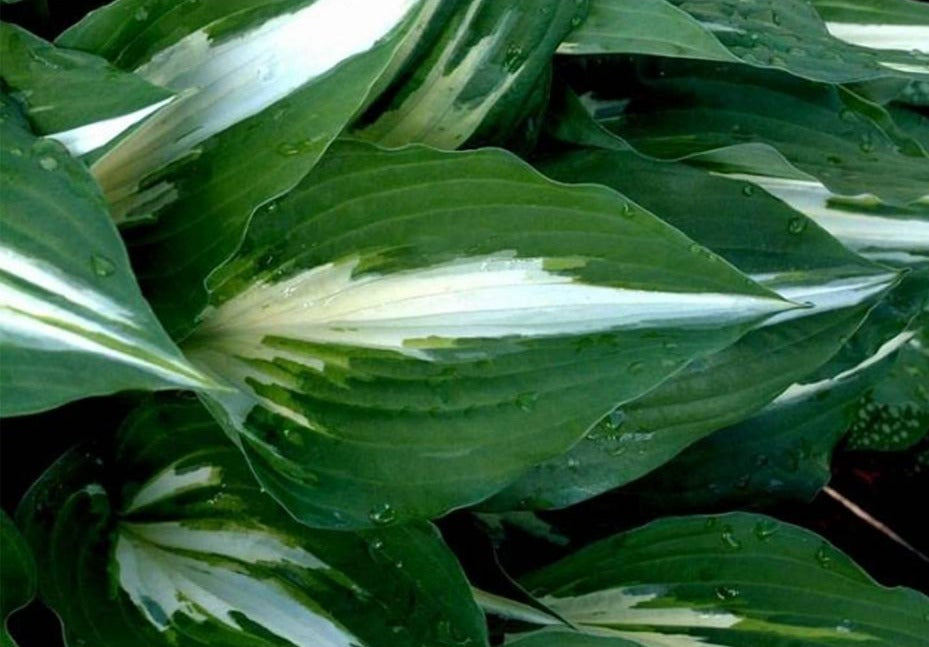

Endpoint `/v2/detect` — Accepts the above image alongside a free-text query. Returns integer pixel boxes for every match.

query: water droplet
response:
[570,15,583,27]
[704,516,718,529]
[627,361,645,374]
[369,503,396,525]
[720,525,742,550]
[771,11,781,25]
[276,138,320,157]
[753,519,779,541]
[787,216,806,235]
[38,155,58,171]
[815,543,833,569]
[620,202,635,218]
[567,458,580,471]
[606,408,626,431]
[134,7,149,20]
[515,392,539,412]
[836,620,853,634]
[9,147,23,156]
[715,586,740,600]
[503,44,525,72]
[89,254,115,277]
[839,108,858,123]
[741,184,755,197]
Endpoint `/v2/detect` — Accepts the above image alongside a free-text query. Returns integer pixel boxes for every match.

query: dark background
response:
[2,0,928,645]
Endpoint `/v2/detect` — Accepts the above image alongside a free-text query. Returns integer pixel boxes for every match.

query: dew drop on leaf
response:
[753,519,779,541]
[89,254,116,277]
[787,216,806,235]
[720,525,742,549]
[715,586,740,600]
[741,184,755,197]
[369,503,396,525]
[38,156,58,171]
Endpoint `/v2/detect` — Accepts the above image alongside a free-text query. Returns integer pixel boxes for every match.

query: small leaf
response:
[0,22,174,155]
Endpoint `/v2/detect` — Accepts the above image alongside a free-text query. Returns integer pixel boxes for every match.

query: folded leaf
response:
[486,146,897,510]
[16,398,488,647]
[0,22,173,155]
[0,511,35,647]
[516,513,929,646]
[355,0,586,148]
[0,94,215,416]
[181,139,793,528]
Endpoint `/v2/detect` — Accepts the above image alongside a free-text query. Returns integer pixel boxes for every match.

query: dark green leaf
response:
[0,511,35,647]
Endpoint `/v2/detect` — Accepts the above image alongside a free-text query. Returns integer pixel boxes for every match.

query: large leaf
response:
[586,59,929,205]
[0,22,174,155]
[16,398,488,647]
[355,0,586,148]
[561,0,929,84]
[180,139,794,528]
[0,93,215,417]
[514,513,929,646]
[485,146,896,510]
[0,511,35,647]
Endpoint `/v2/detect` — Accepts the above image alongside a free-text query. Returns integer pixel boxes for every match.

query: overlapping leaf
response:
[179,139,795,528]
[512,513,929,647]
[486,145,897,510]
[561,0,929,84]
[0,22,173,155]
[0,94,215,416]
[16,398,487,647]
[583,60,929,205]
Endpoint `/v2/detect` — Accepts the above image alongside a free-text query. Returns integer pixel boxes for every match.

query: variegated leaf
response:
[513,513,929,647]
[180,140,794,528]
[0,94,215,416]
[485,146,899,510]
[562,0,929,84]
[16,398,488,647]
[355,0,586,148]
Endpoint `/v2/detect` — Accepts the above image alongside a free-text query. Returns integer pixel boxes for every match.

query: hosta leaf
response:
[16,398,488,647]
[70,1,433,339]
[486,147,896,510]
[181,140,794,528]
[812,0,929,53]
[624,331,909,511]
[506,629,639,647]
[1,511,35,647]
[562,0,929,84]
[0,22,173,155]
[355,0,586,148]
[515,513,929,647]
[589,60,929,205]
[81,0,424,223]
[0,94,214,417]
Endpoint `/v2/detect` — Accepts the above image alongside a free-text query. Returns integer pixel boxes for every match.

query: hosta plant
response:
[1,0,928,646]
